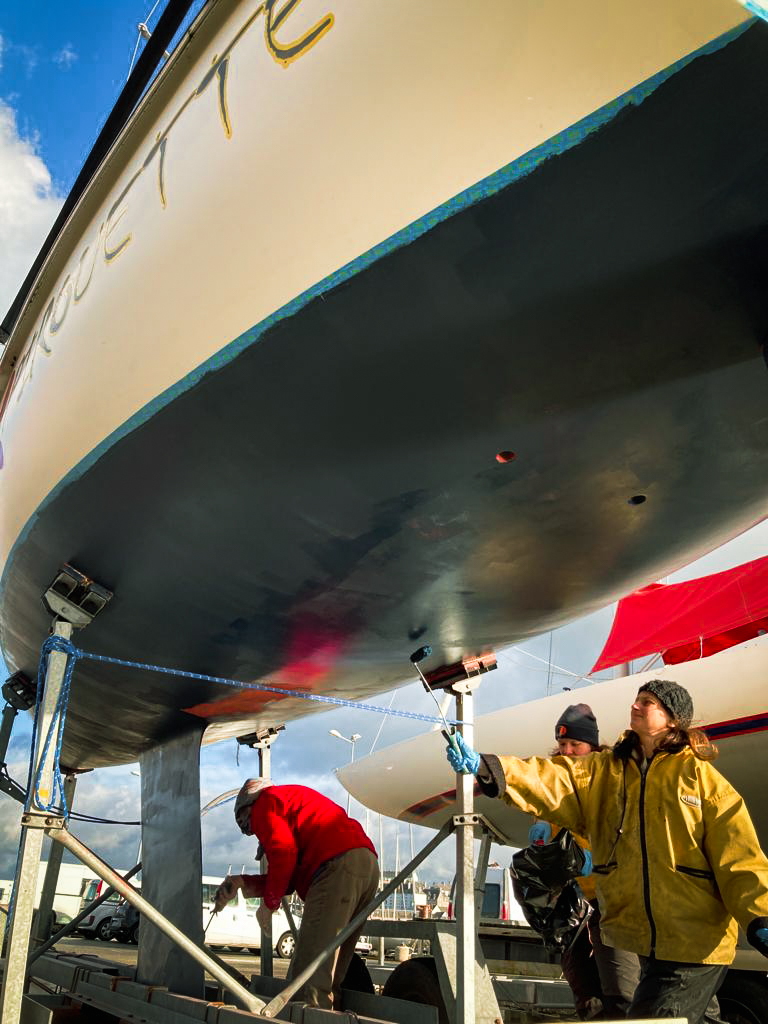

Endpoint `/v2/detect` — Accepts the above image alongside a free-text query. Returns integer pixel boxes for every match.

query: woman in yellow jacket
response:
[448,679,768,1024]
[529,703,640,1019]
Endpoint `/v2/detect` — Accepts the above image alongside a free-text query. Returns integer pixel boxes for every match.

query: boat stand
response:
[2,628,500,1022]
[237,724,286,980]
[0,621,75,1023]
[3,640,687,1024]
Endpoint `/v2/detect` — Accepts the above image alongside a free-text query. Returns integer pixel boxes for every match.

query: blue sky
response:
[0,2,205,193]
[0,2,766,892]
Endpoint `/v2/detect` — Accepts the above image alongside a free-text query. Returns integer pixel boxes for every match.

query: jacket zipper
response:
[638,758,657,955]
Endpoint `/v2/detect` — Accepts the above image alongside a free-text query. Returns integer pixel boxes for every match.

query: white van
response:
[104,877,299,955]
[201,877,298,956]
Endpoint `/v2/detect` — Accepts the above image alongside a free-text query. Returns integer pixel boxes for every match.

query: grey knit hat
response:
[555,704,599,747]
[234,778,273,835]
[637,680,693,729]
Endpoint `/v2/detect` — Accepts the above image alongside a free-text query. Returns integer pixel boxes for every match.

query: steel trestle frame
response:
[48,827,263,1011]
[0,619,73,1024]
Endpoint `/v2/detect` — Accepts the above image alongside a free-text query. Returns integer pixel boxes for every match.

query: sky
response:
[0,2,766,897]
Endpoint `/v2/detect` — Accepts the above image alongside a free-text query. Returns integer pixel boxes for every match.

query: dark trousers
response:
[588,908,640,1018]
[560,903,641,1020]
[629,956,727,1023]
[560,922,602,1019]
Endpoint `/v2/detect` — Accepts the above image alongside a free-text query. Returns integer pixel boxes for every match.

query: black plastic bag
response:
[510,829,592,951]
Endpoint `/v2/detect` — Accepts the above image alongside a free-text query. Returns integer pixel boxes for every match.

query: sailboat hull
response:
[1,2,768,767]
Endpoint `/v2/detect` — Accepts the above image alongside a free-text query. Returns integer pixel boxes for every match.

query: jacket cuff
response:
[476,754,505,798]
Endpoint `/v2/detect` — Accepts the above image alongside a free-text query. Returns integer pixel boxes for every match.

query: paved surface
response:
[48,935,292,979]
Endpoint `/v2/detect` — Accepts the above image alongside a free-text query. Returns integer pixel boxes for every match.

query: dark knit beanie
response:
[637,679,694,729]
[555,704,599,747]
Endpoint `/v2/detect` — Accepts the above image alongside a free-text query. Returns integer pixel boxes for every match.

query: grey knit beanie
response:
[234,778,273,834]
[555,703,599,747]
[637,680,693,729]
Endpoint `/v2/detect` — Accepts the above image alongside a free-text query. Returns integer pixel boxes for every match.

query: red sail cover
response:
[592,555,768,672]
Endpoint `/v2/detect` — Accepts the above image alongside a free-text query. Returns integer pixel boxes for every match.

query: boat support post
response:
[138,724,207,997]
[31,772,77,945]
[0,620,72,1024]
[417,651,497,1024]
[453,679,476,1024]
[238,724,285,978]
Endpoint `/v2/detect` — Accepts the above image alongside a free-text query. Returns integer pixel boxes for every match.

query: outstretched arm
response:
[445,735,591,838]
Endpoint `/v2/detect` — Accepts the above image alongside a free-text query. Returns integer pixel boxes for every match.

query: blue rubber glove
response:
[528,822,552,846]
[750,925,768,957]
[446,732,481,775]
[580,849,593,876]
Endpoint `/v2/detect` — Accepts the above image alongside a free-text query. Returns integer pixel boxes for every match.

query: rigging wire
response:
[368,691,397,755]
[128,0,165,79]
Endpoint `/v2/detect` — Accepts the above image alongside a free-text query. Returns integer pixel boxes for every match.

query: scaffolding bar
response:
[49,827,265,1014]
[27,861,142,965]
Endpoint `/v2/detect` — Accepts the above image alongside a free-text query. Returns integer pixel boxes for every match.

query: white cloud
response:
[53,45,77,69]
[0,99,62,318]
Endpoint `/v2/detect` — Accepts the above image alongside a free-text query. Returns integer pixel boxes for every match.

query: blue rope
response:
[28,635,458,816]
[30,634,78,816]
[73,646,459,725]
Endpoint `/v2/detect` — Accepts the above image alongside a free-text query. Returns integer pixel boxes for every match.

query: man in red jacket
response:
[214,779,379,1009]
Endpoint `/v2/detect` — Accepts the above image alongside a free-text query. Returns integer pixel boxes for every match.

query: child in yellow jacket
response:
[528,703,640,1020]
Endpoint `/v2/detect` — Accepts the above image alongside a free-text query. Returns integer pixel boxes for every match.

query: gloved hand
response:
[446,732,481,775]
[528,822,552,846]
[580,849,593,876]
[257,901,274,933]
[748,923,768,957]
[214,874,242,912]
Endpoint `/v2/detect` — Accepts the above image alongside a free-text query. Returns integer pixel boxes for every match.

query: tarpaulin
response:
[592,555,768,672]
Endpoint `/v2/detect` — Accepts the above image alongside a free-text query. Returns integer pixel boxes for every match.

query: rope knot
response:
[30,632,82,816]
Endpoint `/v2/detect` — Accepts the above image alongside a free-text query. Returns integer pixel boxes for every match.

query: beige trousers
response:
[287,847,379,1009]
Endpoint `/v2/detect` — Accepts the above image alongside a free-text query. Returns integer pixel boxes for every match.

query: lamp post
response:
[328,730,361,814]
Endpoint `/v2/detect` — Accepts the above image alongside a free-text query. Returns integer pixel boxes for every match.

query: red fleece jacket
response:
[241,784,376,910]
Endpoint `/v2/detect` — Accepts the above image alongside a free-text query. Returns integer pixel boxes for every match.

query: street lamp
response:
[328,730,361,813]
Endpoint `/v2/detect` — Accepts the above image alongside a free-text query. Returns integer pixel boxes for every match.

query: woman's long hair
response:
[613,726,718,762]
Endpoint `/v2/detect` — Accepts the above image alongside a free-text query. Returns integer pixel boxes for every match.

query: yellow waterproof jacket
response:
[489,748,768,963]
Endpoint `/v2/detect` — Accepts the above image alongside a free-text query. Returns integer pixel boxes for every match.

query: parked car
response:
[106,901,139,944]
[77,891,125,940]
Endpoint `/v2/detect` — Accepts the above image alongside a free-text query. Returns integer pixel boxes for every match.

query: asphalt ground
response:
[44,934,292,979]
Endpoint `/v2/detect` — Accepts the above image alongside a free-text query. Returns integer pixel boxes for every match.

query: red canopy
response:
[592,555,768,672]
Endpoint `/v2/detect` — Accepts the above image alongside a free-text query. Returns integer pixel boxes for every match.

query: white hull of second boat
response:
[339,637,768,849]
